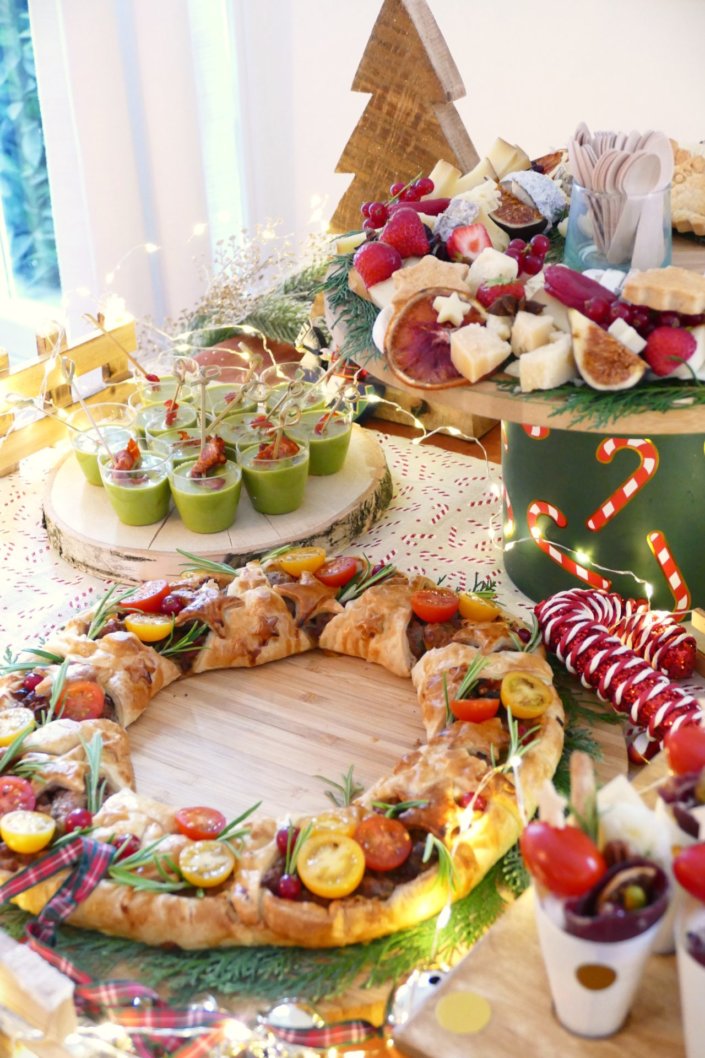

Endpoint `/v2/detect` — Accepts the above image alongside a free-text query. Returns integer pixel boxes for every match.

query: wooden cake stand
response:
[43,425,391,582]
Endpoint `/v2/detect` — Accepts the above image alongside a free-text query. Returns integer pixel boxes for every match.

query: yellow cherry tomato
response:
[296,832,365,899]
[308,806,362,839]
[0,708,36,746]
[500,671,552,720]
[0,810,55,854]
[124,612,175,643]
[277,547,327,577]
[458,592,501,623]
[178,840,235,888]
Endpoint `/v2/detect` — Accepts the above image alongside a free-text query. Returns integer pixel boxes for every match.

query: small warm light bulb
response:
[645,582,654,600]
[192,222,207,236]
[575,549,590,565]
[144,242,159,254]
[504,541,515,552]
[105,271,115,284]
[530,525,542,541]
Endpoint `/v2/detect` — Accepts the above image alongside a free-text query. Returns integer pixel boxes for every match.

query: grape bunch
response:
[505,234,551,277]
[360,177,435,233]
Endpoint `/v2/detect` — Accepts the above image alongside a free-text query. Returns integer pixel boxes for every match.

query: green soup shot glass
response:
[293,406,353,475]
[136,402,198,438]
[170,458,242,533]
[240,437,309,515]
[99,447,171,526]
[69,402,137,486]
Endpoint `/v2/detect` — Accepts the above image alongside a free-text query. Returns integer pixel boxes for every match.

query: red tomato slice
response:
[520,821,607,897]
[0,776,36,815]
[410,588,459,623]
[664,724,705,776]
[674,843,705,902]
[57,681,105,721]
[354,815,412,872]
[450,697,500,723]
[121,580,172,614]
[315,557,363,588]
[174,806,227,841]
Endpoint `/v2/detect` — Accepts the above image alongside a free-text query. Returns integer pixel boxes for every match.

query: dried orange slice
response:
[384,287,485,389]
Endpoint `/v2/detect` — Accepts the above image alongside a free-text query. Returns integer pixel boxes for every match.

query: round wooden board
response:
[43,426,392,582]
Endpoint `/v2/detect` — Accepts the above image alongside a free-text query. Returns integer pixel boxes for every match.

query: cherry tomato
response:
[520,821,607,897]
[458,592,501,623]
[354,815,412,872]
[121,580,172,614]
[175,806,226,842]
[296,833,366,898]
[276,825,300,857]
[0,776,36,815]
[0,707,36,746]
[674,843,705,902]
[112,834,141,861]
[450,697,500,723]
[315,556,363,588]
[123,613,175,643]
[665,724,705,775]
[500,671,552,720]
[277,547,327,577]
[410,588,459,624]
[308,807,361,839]
[57,681,105,721]
[0,810,55,854]
[64,808,93,833]
[179,840,235,888]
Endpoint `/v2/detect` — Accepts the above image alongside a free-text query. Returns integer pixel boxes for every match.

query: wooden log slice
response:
[43,425,392,582]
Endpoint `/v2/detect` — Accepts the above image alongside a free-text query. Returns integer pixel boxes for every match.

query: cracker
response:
[623,266,705,315]
[391,255,469,309]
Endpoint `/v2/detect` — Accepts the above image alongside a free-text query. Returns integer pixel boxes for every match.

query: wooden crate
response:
[0,319,137,474]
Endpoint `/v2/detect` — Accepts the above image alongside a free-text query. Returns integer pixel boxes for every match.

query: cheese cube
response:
[466,248,518,294]
[607,318,647,354]
[528,288,572,332]
[518,333,577,391]
[450,324,511,383]
[485,315,512,341]
[425,160,461,199]
[511,311,555,355]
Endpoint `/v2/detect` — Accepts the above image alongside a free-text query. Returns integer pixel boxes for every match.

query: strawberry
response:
[476,279,525,309]
[352,241,402,288]
[446,223,492,263]
[379,207,430,258]
[643,326,697,377]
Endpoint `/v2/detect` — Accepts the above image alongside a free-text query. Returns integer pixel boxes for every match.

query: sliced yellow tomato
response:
[178,840,235,888]
[296,833,365,899]
[0,810,55,854]
[0,708,36,746]
[458,592,501,623]
[308,806,362,839]
[500,671,552,720]
[277,547,327,577]
[124,612,175,643]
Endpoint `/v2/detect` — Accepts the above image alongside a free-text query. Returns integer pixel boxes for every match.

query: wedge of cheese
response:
[486,138,531,180]
[450,324,511,383]
[511,311,555,355]
[518,333,577,392]
[368,276,397,310]
[454,158,498,195]
[335,231,367,256]
[424,160,461,199]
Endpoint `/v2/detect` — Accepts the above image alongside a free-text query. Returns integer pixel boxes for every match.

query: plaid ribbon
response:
[0,836,386,1056]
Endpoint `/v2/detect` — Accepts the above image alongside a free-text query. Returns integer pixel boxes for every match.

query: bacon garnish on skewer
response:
[189,435,227,478]
[111,437,141,471]
[164,399,179,427]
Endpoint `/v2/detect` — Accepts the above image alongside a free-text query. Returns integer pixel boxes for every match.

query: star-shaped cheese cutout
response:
[432,291,470,326]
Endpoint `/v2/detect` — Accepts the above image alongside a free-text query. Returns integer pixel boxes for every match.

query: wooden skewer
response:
[59,357,112,457]
[83,312,152,380]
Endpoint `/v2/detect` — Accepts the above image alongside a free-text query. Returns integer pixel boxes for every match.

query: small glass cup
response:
[134,376,194,407]
[239,437,309,515]
[564,181,672,273]
[218,412,277,461]
[290,403,353,476]
[203,370,258,414]
[69,402,137,486]
[134,401,198,438]
[170,458,242,533]
[262,361,328,413]
[98,446,171,526]
[146,427,204,467]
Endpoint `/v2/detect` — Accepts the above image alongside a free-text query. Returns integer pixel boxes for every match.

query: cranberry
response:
[145,373,160,383]
[276,874,302,900]
[414,177,435,197]
[516,627,531,643]
[362,219,377,236]
[399,186,421,203]
[275,825,299,857]
[160,594,185,616]
[389,181,405,197]
[584,297,612,326]
[64,808,93,834]
[659,311,681,328]
[609,301,632,323]
[459,791,487,812]
[529,233,550,256]
[367,202,389,227]
[22,672,44,692]
[112,834,141,861]
[630,310,651,334]
[360,201,373,218]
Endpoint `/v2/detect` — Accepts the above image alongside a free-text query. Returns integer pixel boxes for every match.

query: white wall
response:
[236,0,705,240]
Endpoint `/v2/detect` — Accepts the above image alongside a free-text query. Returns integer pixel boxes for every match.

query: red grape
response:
[414,177,435,196]
[389,181,405,197]
[22,672,44,692]
[276,874,302,900]
[530,233,550,256]
[659,312,681,328]
[584,297,612,325]
[276,825,300,857]
[64,808,93,833]
[609,301,632,323]
[360,202,373,218]
[508,238,527,253]
[521,252,544,276]
[400,186,421,203]
[367,202,389,226]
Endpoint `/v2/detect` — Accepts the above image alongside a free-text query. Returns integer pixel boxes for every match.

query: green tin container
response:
[502,421,704,612]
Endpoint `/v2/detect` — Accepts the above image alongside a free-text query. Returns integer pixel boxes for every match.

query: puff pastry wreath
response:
[0,552,564,949]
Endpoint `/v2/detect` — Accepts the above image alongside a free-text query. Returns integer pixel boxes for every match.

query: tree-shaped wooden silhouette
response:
[330,0,479,233]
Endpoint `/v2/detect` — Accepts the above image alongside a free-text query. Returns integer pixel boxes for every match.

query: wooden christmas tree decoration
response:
[330,0,479,233]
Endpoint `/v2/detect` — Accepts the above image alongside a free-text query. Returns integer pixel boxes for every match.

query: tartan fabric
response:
[264,1017,383,1046]
[171,1029,223,1058]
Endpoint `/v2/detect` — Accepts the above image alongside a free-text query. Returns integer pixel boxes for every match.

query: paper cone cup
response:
[534,892,661,1037]
[676,899,705,1058]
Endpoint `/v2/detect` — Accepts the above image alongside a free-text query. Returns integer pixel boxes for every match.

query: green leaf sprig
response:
[0,729,36,777]
[108,838,189,894]
[422,834,457,893]
[283,822,313,877]
[87,585,138,640]
[0,647,64,677]
[177,549,237,579]
[315,765,364,807]
[337,557,396,604]
[80,733,106,816]
[468,572,497,600]
[216,801,262,856]
[371,799,429,819]
[322,253,379,366]
[509,616,542,653]
[41,658,71,725]
[155,621,209,659]
[455,655,488,702]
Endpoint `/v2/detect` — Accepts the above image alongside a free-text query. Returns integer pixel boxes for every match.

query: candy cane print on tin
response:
[646,530,691,615]
[586,438,659,532]
[526,500,612,590]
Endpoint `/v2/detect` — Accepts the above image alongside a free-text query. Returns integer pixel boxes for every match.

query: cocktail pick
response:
[190,362,221,454]
[59,357,112,456]
[267,378,306,420]
[83,312,153,380]
[202,361,264,436]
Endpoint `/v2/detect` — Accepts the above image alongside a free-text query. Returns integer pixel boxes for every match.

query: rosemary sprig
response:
[455,655,488,701]
[108,838,189,893]
[422,833,457,892]
[216,801,262,855]
[80,733,107,816]
[0,729,35,776]
[371,799,429,818]
[337,557,396,604]
[177,549,237,578]
[509,616,542,653]
[42,658,70,725]
[87,585,137,640]
[443,672,452,727]
[468,572,497,600]
[322,253,379,365]
[155,622,209,658]
[494,711,541,774]
[0,647,65,677]
[315,765,364,807]
[283,822,313,876]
